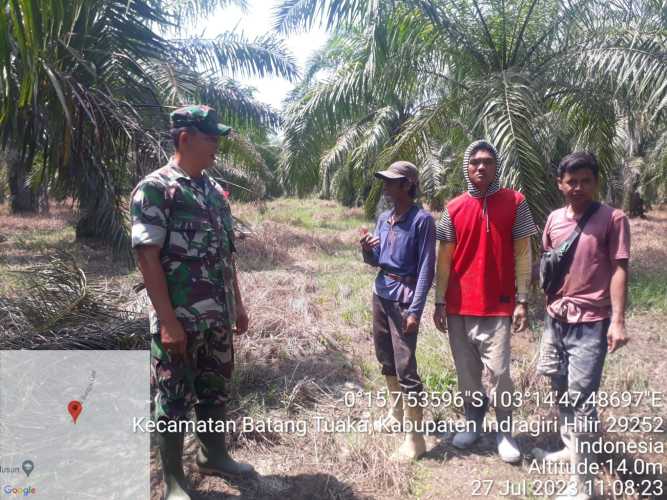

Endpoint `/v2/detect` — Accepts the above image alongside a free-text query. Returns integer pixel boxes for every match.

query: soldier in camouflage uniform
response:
[131,105,253,500]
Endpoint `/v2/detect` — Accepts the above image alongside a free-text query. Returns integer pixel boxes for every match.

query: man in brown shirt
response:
[533,152,630,500]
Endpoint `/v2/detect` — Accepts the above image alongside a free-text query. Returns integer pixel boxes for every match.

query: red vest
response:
[446,188,522,316]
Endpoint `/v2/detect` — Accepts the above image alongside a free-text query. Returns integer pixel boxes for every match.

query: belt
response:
[381,269,417,286]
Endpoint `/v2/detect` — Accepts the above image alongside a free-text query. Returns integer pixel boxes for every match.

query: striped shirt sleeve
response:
[435,208,456,243]
[512,199,538,240]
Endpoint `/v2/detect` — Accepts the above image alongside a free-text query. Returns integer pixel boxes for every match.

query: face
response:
[382,178,410,204]
[467,149,497,189]
[558,168,598,205]
[178,128,220,168]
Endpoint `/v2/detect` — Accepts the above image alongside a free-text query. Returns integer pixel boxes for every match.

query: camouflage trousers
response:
[151,327,234,420]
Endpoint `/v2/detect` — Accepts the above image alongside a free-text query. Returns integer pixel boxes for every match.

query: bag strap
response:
[557,201,600,256]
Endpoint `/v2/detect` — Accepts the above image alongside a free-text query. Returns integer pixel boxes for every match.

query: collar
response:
[466,183,501,199]
[167,158,209,184]
[387,204,417,224]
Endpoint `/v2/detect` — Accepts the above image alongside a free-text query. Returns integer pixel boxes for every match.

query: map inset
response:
[0,351,150,499]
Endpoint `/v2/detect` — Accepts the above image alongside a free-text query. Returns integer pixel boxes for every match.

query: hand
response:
[512,303,528,332]
[360,233,380,252]
[160,319,187,358]
[607,321,628,353]
[236,303,249,334]
[433,304,447,333]
[403,313,420,335]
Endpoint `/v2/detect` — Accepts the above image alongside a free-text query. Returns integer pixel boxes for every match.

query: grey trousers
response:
[372,293,423,396]
[446,315,514,412]
[538,314,609,433]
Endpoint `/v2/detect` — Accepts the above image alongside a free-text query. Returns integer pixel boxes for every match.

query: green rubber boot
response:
[195,405,255,477]
[155,428,191,500]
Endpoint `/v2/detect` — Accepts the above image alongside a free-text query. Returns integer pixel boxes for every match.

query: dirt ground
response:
[1,199,665,499]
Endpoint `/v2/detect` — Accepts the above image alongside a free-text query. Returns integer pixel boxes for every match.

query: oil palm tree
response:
[0,0,298,257]
[276,0,666,222]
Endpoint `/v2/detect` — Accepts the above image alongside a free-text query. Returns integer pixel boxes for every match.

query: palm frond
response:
[478,71,560,224]
[176,31,299,81]
[164,0,249,31]
[273,0,378,33]
[0,0,296,255]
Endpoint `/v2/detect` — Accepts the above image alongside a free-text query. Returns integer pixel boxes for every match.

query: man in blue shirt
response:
[360,161,436,461]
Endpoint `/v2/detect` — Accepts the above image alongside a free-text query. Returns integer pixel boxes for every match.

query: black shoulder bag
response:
[539,202,600,296]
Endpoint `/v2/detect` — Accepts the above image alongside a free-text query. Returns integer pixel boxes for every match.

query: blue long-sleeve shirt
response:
[363,205,436,318]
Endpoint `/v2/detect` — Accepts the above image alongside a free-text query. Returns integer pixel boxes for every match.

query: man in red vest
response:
[432,140,537,463]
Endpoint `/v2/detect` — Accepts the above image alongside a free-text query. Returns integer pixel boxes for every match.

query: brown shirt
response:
[542,203,630,323]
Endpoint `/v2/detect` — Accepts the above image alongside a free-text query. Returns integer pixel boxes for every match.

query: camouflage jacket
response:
[130,160,237,333]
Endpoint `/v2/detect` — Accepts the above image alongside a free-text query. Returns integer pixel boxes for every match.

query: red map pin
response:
[68,400,83,424]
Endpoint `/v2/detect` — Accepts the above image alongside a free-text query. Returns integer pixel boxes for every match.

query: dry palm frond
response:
[0,252,149,349]
[10,252,95,332]
[0,319,148,350]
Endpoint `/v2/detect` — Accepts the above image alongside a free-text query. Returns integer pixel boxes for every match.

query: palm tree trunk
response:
[319,168,331,199]
[75,194,100,239]
[621,114,646,218]
[38,184,50,214]
[7,150,38,213]
[0,152,7,205]
[622,164,645,217]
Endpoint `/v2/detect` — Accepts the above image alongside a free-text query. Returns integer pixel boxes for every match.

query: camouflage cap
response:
[170,105,232,136]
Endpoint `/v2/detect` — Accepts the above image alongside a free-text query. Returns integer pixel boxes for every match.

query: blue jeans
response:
[537,314,609,432]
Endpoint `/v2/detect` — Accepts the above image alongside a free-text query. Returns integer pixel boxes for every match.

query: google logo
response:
[2,485,36,496]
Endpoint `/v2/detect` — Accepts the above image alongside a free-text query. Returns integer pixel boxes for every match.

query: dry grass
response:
[235,220,348,272]
[145,200,413,499]
[0,199,75,231]
[1,198,666,499]
[629,207,667,276]
[197,381,414,499]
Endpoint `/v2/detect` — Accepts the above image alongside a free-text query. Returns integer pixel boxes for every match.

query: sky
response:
[201,0,329,109]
